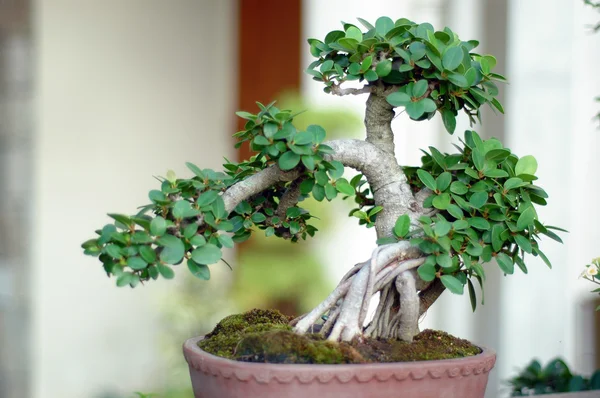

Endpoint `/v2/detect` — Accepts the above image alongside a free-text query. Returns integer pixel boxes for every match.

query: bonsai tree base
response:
[183,336,496,398]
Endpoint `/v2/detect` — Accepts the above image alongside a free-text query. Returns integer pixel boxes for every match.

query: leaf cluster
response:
[307,17,505,133]
[380,130,564,310]
[508,358,600,396]
[82,103,366,287]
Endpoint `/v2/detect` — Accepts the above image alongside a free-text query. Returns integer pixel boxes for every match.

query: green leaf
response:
[409,42,427,60]
[301,155,316,171]
[490,98,504,113]
[251,212,267,223]
[491,224,505,252]
[496,252,514,274]
[514,256,528,274]
[517,207,536,231]
[413,80,429,98]
[327,160,345,179]
[116,273,133,287]
[335,178,355,196]
[218,234,234,249]
[417,169,437,191]
[186,162,205,179]
[356,18,375,30]
[533,247,552,269]
[442,47,463,71]
[469,192,488,209]
[432,193,451,210]
[197,190,219,207]
[278,151,301,170]
[375,59,392,77]
[394,214,411,238]
[187,259,210,280]
[127,256,148,271]
[441,109,456,134]
[421,98,437,113]
[375,16,394,36]
[464,68,477,87]
[448,72,469,88]
[312,184,325,201]
[108,213,133,227]
[157,235,185,264]
[299,178,315,194]
[307,125,326,143]
[467,279,477,312]
[453,219,469,230]
[345,26,363,42]
[191,243,222,265]
[139,246,157,264]
[364,67,381,81]
[190,234,206,247]
[157,264,175,279]
[149,189,168,204]
[437,253,452,268]
[324,183,338,201]
[360,55,373,72]
[131,231,152,244]
[294,131,314,145]
[436,172,452,192]
[320,60,334,73]
[504,177,527,191]
[447,204,464,220]
[513,234,532,254]
[405,100,426,119]
[418,261,437,282]
[386,91,411,107]
[150,216,167,236]
[450,181,468,195]
[515,155,538,176]
[440,275,464,294]
[472,148,485,171]
[434,219,452,237]
[468,217,490,230]
[253,135,270,146]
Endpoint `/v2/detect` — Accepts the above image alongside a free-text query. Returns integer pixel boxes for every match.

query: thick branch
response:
[364,92,395,155]
[275,178,304,219]
[222,166,301,213]
[330,84,373,96]
[418,278,446,316]
[328,139,418,239]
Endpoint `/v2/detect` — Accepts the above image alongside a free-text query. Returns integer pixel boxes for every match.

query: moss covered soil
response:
[198,309,481,365]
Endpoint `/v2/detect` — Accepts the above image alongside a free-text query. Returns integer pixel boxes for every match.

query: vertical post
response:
[0,1,32,398]
[236,0,302,161]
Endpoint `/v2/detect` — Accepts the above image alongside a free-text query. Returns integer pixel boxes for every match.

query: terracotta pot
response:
[183,336,496,398]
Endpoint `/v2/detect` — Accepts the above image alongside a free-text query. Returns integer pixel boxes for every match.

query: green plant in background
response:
[508,358,600,396]
[83,16,562,346]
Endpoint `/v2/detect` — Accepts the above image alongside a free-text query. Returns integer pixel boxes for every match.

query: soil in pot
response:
[198,308,481,364]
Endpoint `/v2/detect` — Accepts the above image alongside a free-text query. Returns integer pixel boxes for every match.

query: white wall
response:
[32,1,235,397]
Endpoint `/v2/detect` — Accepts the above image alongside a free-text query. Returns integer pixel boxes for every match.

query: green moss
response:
[199,309,481,364]
[199,309,292,359]
[235,330,364,364]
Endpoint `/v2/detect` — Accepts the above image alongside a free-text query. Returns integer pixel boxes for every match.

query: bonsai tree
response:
[82,17,562,344]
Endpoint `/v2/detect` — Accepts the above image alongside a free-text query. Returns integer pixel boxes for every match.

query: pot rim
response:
[183,335,496,371]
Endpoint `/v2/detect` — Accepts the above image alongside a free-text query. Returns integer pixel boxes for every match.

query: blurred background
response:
[0,0,599,397]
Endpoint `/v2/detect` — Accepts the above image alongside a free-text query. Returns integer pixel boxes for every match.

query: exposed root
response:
[293,242,426,342]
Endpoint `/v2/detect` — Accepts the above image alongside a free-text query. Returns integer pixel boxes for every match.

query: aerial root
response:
[293,242,425,342]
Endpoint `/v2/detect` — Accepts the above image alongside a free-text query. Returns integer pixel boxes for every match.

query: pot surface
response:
[183,335,496,398]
